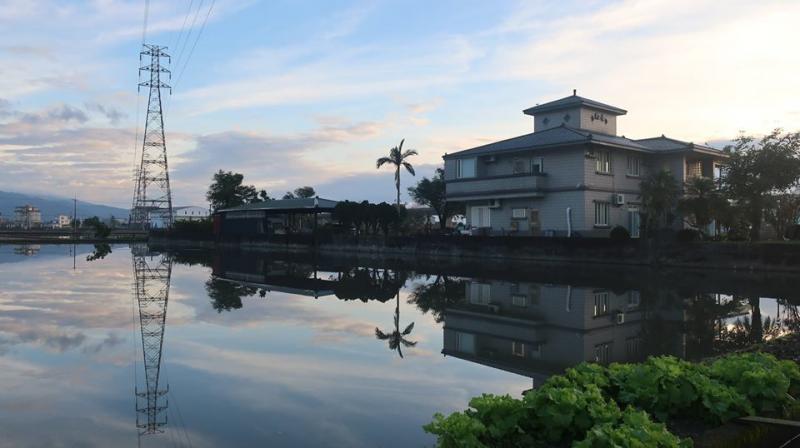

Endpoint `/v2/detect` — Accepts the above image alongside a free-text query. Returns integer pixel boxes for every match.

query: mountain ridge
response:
[0,191,129,222]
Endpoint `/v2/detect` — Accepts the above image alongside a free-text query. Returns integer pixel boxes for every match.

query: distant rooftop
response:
[217,197,338,213]
[524,91,627,116]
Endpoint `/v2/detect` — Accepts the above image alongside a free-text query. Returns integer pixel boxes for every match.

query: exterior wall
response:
[175,206,210,222]
[584,147,649,193]
[532,107,581,132]
[578,107,618,135]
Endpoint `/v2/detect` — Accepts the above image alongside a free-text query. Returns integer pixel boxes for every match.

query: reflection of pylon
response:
[132,246,172,435]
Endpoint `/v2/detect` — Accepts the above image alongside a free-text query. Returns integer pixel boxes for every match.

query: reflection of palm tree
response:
[375,292,417,358]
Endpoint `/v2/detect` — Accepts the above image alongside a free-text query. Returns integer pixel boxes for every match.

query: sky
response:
[0,0,798,208]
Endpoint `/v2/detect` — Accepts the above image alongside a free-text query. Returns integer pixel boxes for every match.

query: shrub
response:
[609,226,631,241]
[525,383,621,444]
[709,352,800,415]
[425,411,488,448]
[676,228,701,243]
[574,407,692,448]
[608,356,751,423]
[786,224,800,240]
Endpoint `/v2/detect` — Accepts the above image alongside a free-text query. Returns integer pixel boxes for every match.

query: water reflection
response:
[131,246,172,438]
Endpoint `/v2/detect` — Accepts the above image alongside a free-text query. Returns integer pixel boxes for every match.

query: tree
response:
[722,129,800,240]
[639,169,680,236]
[83,216,111,239]
[375,291,417,358]
[764,194,800,239]
[408,168,465,230]
[677,176,727,238]
[294,186,316,198]
[206,170,259,211]
[376,138,418,206]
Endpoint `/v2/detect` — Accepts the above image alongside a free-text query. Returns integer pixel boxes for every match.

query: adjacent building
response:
[14,205,42,229]
[443,92,728,237]
[213,197,338,239]
[173,206,210,222]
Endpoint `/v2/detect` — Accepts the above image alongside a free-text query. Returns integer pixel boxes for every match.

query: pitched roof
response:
[218,197,338,213]
[443,125,649,159]
[523,94,627,116]
[635,136,726,156]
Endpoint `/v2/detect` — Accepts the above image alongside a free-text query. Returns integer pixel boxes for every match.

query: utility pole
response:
[131,44,174,229]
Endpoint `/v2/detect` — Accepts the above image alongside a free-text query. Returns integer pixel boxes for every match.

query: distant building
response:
[56,215,72,228]
[214,198,338,239]
[14,205,42,229]
[174,206,210,222]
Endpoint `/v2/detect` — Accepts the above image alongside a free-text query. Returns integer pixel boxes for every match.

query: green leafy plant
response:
[574,407,693,448]
[709,352,800,415]
[425,411,488,448]
[525,383,621,444]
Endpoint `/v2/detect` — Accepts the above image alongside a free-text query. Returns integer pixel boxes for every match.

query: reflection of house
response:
[442,280,685,385]
[213,259,337,298]
[213,198,338,239]
[443,92,728,237]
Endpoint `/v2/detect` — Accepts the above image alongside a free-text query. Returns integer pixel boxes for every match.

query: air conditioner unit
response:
[488,304,501,313]
[613,193,625,206]
[616,312,625,324]
[488,199,501,209]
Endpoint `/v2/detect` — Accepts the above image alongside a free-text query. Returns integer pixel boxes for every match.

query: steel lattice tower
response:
[132,246,172,435]
[131,44,173,229]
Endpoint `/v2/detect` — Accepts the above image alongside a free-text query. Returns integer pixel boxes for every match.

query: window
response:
[594,342,612,364]
[594,201,610,227]
[529,209,541,232]
[470,206,491,228]
[456,332,476,354]
[468,282,491,305]
[626,155,641,176]
[626,337,642,360]
[511,208,527,219]
[686,160,702,179]
[529,285,541,306]
[593,291,610,317]
[628,290,641,308]
[512,294,528,307]
[596,150,612,173]
[512,158,529,174]
[456,158,476,178]
[628,209,640,238]
[531,157,544,174]
[512,341,525,357]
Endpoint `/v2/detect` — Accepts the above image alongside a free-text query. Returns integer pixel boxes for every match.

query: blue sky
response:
[0,0,798,207]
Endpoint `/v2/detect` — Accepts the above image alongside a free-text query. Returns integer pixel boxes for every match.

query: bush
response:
[709,352,800,415]
[424,353,798,447]
[574,407,692,448]
[786,224,800,240]
[676,228,700,243]
[609,226,631,241]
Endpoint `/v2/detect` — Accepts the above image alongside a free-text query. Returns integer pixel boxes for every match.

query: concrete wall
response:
[579,107,618,135]
[532,107,582,132]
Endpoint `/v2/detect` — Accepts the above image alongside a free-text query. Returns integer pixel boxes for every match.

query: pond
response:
[0,244,796,447]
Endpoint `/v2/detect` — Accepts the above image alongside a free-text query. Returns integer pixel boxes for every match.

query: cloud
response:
[85,102,127,124]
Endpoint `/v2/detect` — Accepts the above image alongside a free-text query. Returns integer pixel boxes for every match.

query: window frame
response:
[511,207,527,219]
[531,157,544,174]
[626,155,641,177]
[595,150,612,174]
[593,291,610,317]
[456,158,477,179]
[594,201,610,227]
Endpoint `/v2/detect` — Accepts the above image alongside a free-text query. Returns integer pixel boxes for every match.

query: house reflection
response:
[442,280,686,384]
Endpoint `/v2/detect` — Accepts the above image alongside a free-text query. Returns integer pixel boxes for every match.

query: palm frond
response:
[402,162,415,176]
[402,322,415,335]
[400,339,417,347]
[375,328,390,339]
[398,138,404,151]
[402,149,418,158]
[376,157,393,169]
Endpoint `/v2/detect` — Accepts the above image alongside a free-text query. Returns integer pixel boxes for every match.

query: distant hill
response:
[0,191,129,222]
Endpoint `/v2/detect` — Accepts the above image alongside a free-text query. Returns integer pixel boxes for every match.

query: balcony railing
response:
[446,173,546,200]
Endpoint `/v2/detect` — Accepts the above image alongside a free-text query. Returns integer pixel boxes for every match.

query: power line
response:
[172,0,206,76]
[170,0,196,62]
[172,0,216,91]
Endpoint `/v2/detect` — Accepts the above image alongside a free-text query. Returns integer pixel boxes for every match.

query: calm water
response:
[0,244,795,447]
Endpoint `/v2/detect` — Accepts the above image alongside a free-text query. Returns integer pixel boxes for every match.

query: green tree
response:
[677,176,727,238]
[408,168,465,230]
[376,138,418,206]
[639,169,680,236]
[722,129,800,240]
[764,193,800,239]
[293,186,316,198]
[206,170,259,211]
[83,216,111,239]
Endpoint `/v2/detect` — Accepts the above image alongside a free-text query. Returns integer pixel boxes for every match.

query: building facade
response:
[173,206,210,222]
[443,92,727,237]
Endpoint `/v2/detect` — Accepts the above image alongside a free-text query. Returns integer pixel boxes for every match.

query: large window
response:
[470,205,491,228]
[512,158,529,174]
[468,282,491,305]
[626,155,641,176]
[456,158,476,178]
[531,157,544,174]
[594,342,613,364]
[512,341,526,357]
[628,209,641,238]
[594,201,610,227]
[596,150,612,173]
[511,208,527,219]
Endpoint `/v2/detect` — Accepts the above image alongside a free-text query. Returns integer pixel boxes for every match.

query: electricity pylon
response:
[132,245,172,435]
[131,44,173,229]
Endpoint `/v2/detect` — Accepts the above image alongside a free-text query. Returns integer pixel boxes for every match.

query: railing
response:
[446,173,546,199]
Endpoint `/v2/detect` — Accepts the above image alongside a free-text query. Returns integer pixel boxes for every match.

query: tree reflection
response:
[205,277,260,312]
[407,275,466,323]
[376,291,417,358]
[86,243,112,261]
[334,268,406,302]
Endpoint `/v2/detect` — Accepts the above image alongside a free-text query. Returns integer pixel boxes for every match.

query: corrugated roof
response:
[523,94,627,116]
[218,197,338,213]
[444,125,650,159]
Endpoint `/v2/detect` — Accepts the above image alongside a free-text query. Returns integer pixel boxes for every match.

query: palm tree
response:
[375,291,417,358]
[376,139,418,206]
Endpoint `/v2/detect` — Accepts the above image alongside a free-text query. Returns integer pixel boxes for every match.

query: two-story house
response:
[443,92,727,237]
